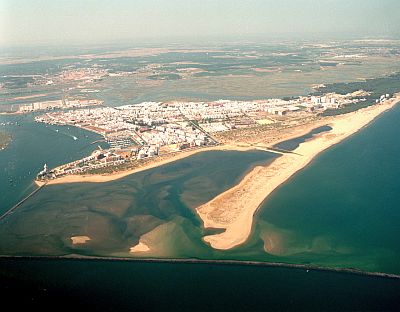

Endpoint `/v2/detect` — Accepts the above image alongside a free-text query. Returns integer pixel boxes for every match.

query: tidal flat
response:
[0,150,278,258]
[2,103,400,276]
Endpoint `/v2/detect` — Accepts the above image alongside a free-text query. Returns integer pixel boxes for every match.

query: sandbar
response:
[196,96,400,250]
[70,236,91,245]
[130,242,150,253]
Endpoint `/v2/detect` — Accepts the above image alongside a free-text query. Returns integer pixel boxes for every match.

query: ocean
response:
[0,258,399,311]
[254,103,400,274]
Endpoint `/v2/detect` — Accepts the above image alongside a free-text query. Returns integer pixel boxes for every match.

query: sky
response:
[1,0,400,46]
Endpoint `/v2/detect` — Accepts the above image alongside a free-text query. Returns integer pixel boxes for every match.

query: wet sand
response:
[196,96,400,250]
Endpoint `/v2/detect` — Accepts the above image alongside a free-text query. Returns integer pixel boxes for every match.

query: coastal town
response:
[18,98,104,113]
[33,90,392,181]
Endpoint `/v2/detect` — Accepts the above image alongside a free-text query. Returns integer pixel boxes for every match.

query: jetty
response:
[0,182,47,221]
[255,146,303,156]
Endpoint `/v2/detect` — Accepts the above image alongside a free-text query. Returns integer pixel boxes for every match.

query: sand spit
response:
[71,236,91,245]
[196,97,400,250]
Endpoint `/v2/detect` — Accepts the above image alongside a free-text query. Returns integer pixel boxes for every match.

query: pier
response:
[0,182,47,221]
[255,146,303,156]
[266,146,303,155]
[90,139,106,145]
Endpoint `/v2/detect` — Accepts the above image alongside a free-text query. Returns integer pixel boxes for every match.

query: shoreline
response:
[0,254,399,280]
[35,117,332,187]
[196,96,400,250]
[0,111,25,116]
[35,144,256,186]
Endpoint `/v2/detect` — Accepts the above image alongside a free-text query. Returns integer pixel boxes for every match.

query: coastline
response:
[196,96,400,250]
[35,118,331,187]
[35,144,255,186]
[31,97,400,251]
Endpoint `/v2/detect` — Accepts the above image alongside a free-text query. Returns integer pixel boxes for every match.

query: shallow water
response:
[273,125,332,151]
[254,104,400,274]
[1,105,400,275]
[0,150,278,258]
[0,113,108,213]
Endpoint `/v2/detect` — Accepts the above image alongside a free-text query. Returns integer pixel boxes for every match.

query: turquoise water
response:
[253,104,400,274]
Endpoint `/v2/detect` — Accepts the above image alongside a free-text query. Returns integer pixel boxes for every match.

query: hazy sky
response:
[1,0,399,46]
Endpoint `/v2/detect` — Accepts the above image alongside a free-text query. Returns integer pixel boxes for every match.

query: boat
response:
[73,136,78,140]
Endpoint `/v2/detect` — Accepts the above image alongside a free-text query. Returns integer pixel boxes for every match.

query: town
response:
[35,90,389,180]
[18,98,104,113]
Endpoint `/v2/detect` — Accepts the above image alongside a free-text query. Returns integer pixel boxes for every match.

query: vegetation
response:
[314,72,400,116]
[147,73,182,80]
[0,76,34,89]
[321,100,375,116]
[314,72,400,97]
[81,160,140,175]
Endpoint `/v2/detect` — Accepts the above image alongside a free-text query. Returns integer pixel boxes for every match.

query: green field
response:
[318,72,400,116]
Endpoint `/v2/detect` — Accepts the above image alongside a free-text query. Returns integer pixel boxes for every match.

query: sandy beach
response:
[37,144,256,186]
[196,96,400,250]
[34,96,400,251]
[36,118,330,187]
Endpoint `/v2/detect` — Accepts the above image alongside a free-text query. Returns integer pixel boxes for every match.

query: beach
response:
[36,144,254,186]
[36,118,330,187]
[33,97,400,252]
[196,96,400,250]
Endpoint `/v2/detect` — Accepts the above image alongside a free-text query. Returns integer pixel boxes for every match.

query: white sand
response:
[196,97,400,250]
[70,236,91,244]
[130,241,150,253]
